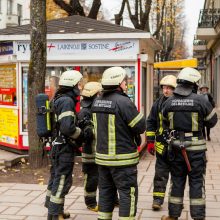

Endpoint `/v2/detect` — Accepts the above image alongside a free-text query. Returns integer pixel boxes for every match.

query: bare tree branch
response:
[140,0,152,31]
[135,0,139,17]
[126,0,141,29]
[139,0,143,20]
[115,0,126,25]
[88,0,101,19]
[53,0,76,15]
[153,0,166,38]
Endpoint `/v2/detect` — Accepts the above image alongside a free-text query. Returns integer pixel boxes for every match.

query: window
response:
[7,0,13,15]
[17,4,22,25]
[21,65,136,132]
[0,0,2,13]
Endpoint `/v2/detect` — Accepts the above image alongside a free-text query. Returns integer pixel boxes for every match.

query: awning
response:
[154,58,198,70]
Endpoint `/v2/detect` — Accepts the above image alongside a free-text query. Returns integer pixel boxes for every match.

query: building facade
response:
[194,0,220,109]
[0,0,30,29]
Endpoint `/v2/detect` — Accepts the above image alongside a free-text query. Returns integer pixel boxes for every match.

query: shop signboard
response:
[0,42,13,56]
[14,40,139,60]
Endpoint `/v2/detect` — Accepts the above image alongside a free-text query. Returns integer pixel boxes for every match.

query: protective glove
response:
[84,126,94,142]
[147,142,155,156]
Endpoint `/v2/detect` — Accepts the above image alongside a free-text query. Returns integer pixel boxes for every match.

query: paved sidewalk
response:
[0,121,220,220]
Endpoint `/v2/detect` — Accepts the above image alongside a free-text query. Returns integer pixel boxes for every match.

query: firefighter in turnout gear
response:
[45,70,84,220]
[77,82,102,212]
[146,75,177,211]
[161,67,218,220]
[91,67,146,220]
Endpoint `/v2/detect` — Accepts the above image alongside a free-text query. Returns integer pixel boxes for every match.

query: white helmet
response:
[81,82,102,97]
[59,70,83,87]
[101,67,127,86]
[160,75,177,88]
[177,67,201,85]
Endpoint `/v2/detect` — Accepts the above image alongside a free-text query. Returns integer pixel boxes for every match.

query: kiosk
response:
[0,15,161,151]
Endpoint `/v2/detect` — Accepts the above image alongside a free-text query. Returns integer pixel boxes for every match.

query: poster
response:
[0,108,18,145]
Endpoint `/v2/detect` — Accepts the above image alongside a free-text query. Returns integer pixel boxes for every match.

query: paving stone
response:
[0,215,25,219]
[2,190,30,196]
[2,207,21,215]
[0,118,220,219]
[0,206,8,213]
[0,195,34,203]
[16,204,47,216]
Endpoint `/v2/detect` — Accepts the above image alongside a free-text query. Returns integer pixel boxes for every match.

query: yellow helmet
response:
[160,75,177,88]
[81,82,102,97]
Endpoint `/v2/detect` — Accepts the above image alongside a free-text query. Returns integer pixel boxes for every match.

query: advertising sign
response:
[0,108,18,145]
[14,40,139,60]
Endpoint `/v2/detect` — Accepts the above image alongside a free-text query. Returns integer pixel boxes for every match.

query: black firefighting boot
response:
[152,200,162,211]
[194,218,205,220]
[47,212,70,220]
[51,214,64,220]
[62,212,70,219]
[161,216,178,220]
[87,205,98,212]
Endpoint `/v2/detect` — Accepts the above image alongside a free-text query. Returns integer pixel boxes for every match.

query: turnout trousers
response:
[98,165,138,220]
[153,152,170,204]
[45,143,75,215]
[168,150,206,219]
[82,163,99,207]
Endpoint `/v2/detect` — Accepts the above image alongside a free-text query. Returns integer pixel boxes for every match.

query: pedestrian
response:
[146,75,177,211]
[45,70,84,220]
[91,66,146,220]
[77,81,102,212]
[199,84,215,141]
[161,67,218,220]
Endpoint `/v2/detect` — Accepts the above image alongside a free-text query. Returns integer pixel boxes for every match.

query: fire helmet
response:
[160,75,177,88]
[177,67,201,85]
[81,82,102,97]
[59,70,83,87]
[101,67,127,86]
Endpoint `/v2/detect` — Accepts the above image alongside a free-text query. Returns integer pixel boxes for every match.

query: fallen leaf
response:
[21,158,26,163]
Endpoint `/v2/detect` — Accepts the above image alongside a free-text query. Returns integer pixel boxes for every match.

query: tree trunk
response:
[28,0,47,169]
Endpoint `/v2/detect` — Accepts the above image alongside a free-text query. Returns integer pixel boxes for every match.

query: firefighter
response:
[45,70,84,220]
[91,67,146,220]
[146,75,177,211]
[161,67,218,220]
[77,82,102,212]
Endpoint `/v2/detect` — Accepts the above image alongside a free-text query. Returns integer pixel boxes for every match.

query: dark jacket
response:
[91,90,146,166]
[202,93,215,108]
[77,98,95,163]
[162,85,218,151]
[53,90,81,143]
[146,95,168,155]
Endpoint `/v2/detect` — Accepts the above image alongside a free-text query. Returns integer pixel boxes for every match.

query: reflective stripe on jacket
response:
[91,90,146,166]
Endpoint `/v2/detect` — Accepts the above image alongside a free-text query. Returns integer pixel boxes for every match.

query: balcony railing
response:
[193,39,207,45]
[198,9,220,28]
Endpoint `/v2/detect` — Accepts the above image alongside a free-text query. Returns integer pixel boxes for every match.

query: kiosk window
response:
[21,65,135,132]
[0,64,17,106]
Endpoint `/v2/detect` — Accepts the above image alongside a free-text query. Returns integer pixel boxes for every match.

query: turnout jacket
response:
[162,88,218,151]
[91,90,146,166]
[146,95,168,155]
[77,99,95,163]
[53,91,81,143]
